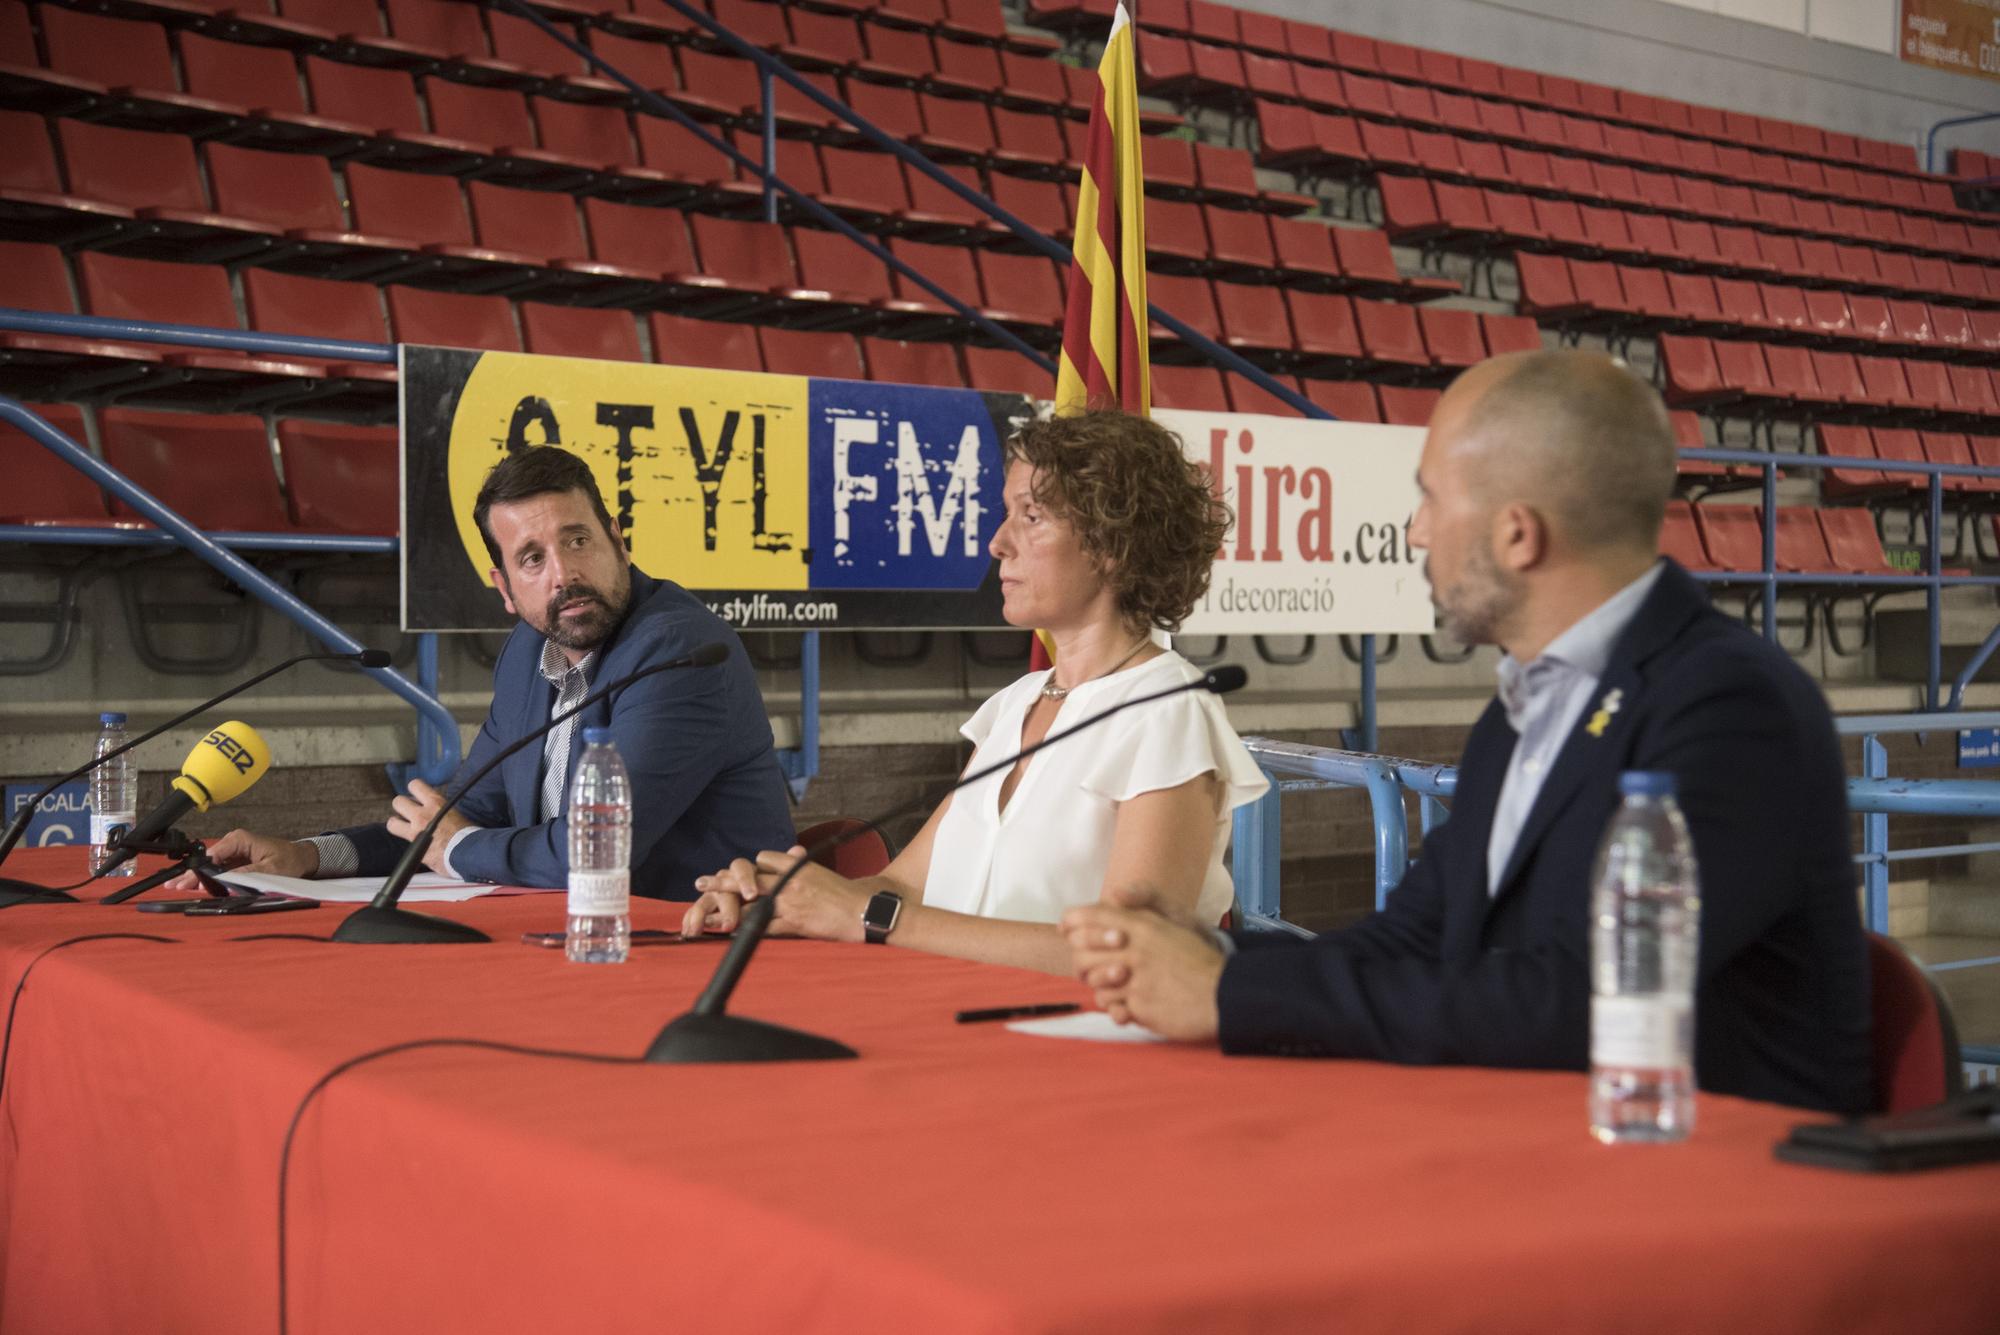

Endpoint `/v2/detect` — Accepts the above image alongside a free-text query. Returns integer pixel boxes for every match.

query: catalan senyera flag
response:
[1039,1,1149,670]
[1052,1,1149,418]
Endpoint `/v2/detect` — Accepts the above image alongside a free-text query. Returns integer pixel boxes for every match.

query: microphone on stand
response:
[96,722,275,876]
[643,664,1251,1064]
[0,649,390,906]
[330,642,733,945]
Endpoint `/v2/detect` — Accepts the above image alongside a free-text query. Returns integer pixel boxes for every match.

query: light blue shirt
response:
[1484,561,1665,896]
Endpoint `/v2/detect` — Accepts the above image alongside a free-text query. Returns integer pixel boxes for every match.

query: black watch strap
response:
[862,890,903,944]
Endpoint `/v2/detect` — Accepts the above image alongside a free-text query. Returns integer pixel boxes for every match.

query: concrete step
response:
[1930,876,2000,936]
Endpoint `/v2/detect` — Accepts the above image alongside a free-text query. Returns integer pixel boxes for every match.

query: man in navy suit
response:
[192,447,794,900]
[1064,350,1872,1114]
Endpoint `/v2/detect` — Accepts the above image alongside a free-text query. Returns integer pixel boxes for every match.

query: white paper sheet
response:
[1006,1011,1167,1044]
[216,871,495,903]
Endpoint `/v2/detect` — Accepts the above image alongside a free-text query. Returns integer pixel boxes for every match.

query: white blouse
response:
[923,651,1270,927]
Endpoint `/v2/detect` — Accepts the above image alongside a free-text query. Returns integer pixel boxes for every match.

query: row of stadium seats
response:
[1217,62,1967,225]
[1054,0,1932,177]
[1814,425,2000,502]
[1662,501,1932,578]
[2,402,396,535]
[1373,176,1997,312]
[1514,254,2000,357]
[1659,334,2000,429]
[1253,105,1998,271]
[2,109,1355,293]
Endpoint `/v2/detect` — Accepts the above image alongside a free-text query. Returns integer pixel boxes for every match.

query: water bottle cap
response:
[100,712,127,725]
[582,727,614,746]
[1618,770,1677,798]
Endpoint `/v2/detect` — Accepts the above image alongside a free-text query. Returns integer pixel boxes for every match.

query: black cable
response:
[276,1037,643,1335]
[0,871,103,903]
[0,933,179,1104]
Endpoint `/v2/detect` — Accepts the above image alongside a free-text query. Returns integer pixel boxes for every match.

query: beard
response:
[538,571,632,652]
[1426,544,1520,648]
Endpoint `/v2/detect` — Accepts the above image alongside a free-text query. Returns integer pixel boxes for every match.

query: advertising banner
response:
[401,348,1432,635]
[1901,0,2000,82]
[401,346,1033,632]
[1154,408,1431,636]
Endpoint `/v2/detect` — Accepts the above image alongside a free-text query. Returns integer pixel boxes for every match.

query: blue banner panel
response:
[5,781,92,847]
[808,379,1003,591]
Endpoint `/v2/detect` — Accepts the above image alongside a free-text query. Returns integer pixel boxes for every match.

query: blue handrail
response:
[0,396,461,784]
[1923,110,2000,174]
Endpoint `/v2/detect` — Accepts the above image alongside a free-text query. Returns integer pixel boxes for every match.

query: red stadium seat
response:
[348,163,542,291]
[276,420,398,535]
[759,327,863,379]
[56,121,276,263]
[1227,372,1308,417]
[520,303,644,362]
[385,286,521,352]
[649,312,763,372]
[861,337,966,387]
[1659,501,1716,572]
[1419,306,1485,368]
[1692,504,1762,572]
[1481,313,1542,355]
[1285,292,1361,370]
[1214,283,1294,356]
[1148,364,1230,411]
[0,403,108,525]
[1354,299,1428,371]
[100,408,294,531]
[1300,379,1380,421]
[1377,385,1440,426]
[1817,508,1900,576]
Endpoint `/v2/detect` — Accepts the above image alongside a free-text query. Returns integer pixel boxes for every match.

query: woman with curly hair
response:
[681,410,1269,975]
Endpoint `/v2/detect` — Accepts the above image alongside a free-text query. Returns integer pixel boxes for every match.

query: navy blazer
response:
[334,568,794,899]
[1218,560,1873,1114]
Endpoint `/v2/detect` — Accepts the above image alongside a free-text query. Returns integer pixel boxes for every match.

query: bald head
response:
[1430,350,1676,556]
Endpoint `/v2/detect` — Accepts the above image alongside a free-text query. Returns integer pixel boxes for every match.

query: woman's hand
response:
[682,846,871,943]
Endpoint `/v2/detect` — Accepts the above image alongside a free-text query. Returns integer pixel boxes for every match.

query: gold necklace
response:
[1040,638,1151,701]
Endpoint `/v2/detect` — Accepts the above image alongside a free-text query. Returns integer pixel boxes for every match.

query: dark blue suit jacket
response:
[1218,561,1873,1114]
[334,568,794,899]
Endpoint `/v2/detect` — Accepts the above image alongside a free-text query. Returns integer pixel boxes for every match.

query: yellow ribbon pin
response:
[1584,688,1624,738]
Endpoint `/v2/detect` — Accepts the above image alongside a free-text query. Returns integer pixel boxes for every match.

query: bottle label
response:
[91,814,134,847]
[1591,995,1692,1069]
[567,869,629,918]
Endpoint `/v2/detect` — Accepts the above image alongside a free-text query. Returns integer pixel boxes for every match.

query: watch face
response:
[864,891,901,937]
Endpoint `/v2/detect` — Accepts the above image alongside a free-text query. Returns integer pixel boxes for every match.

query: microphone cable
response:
[275,1036,644,1335]
[0,933,181,1104]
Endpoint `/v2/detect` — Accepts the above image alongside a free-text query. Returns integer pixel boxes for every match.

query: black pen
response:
[955,1002,1082,1024]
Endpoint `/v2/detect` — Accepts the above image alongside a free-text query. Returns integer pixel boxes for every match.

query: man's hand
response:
[1061,883,1226,1043]
[162,828,316,892]
[386,779,472,876]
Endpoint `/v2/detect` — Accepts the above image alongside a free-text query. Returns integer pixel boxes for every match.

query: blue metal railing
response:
[0,396,461,785]
[1923,111,2000,175]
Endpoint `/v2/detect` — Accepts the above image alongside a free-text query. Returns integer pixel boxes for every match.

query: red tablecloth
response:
[0,847,1995,1334]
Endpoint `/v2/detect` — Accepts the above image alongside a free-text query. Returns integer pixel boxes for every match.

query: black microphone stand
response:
[331,646,730,945]
[97,830,242,907]
[644,666,1250,1064]
[0,648,389,905]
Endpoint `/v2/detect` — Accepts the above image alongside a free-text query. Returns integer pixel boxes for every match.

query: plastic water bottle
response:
[1589,771,1702,1143]
[565,728,630,964]
[89,712,137,878]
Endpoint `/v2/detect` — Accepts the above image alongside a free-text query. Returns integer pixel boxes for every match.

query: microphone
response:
[0,648,389,906]
[330,642,733,945]
[95,721,274,875]
[643,662,1250,1063]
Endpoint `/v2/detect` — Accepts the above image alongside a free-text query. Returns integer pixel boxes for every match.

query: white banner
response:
[1155,409,1435,636]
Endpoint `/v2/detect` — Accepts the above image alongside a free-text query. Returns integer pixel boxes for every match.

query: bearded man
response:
[1063,350,1872,1114]
[192,446,793,899]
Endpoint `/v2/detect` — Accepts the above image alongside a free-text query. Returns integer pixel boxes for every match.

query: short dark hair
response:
[1004,411,1231,634]
[472,447,620,571]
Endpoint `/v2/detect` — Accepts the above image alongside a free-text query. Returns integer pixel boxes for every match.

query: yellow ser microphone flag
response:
[104,722,273,869]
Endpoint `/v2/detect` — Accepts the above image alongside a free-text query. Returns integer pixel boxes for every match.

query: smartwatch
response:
[862,890,903,944]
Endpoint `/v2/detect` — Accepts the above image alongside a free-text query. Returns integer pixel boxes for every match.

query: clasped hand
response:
[1059,883,1227,1042]
[681,846,869,942]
